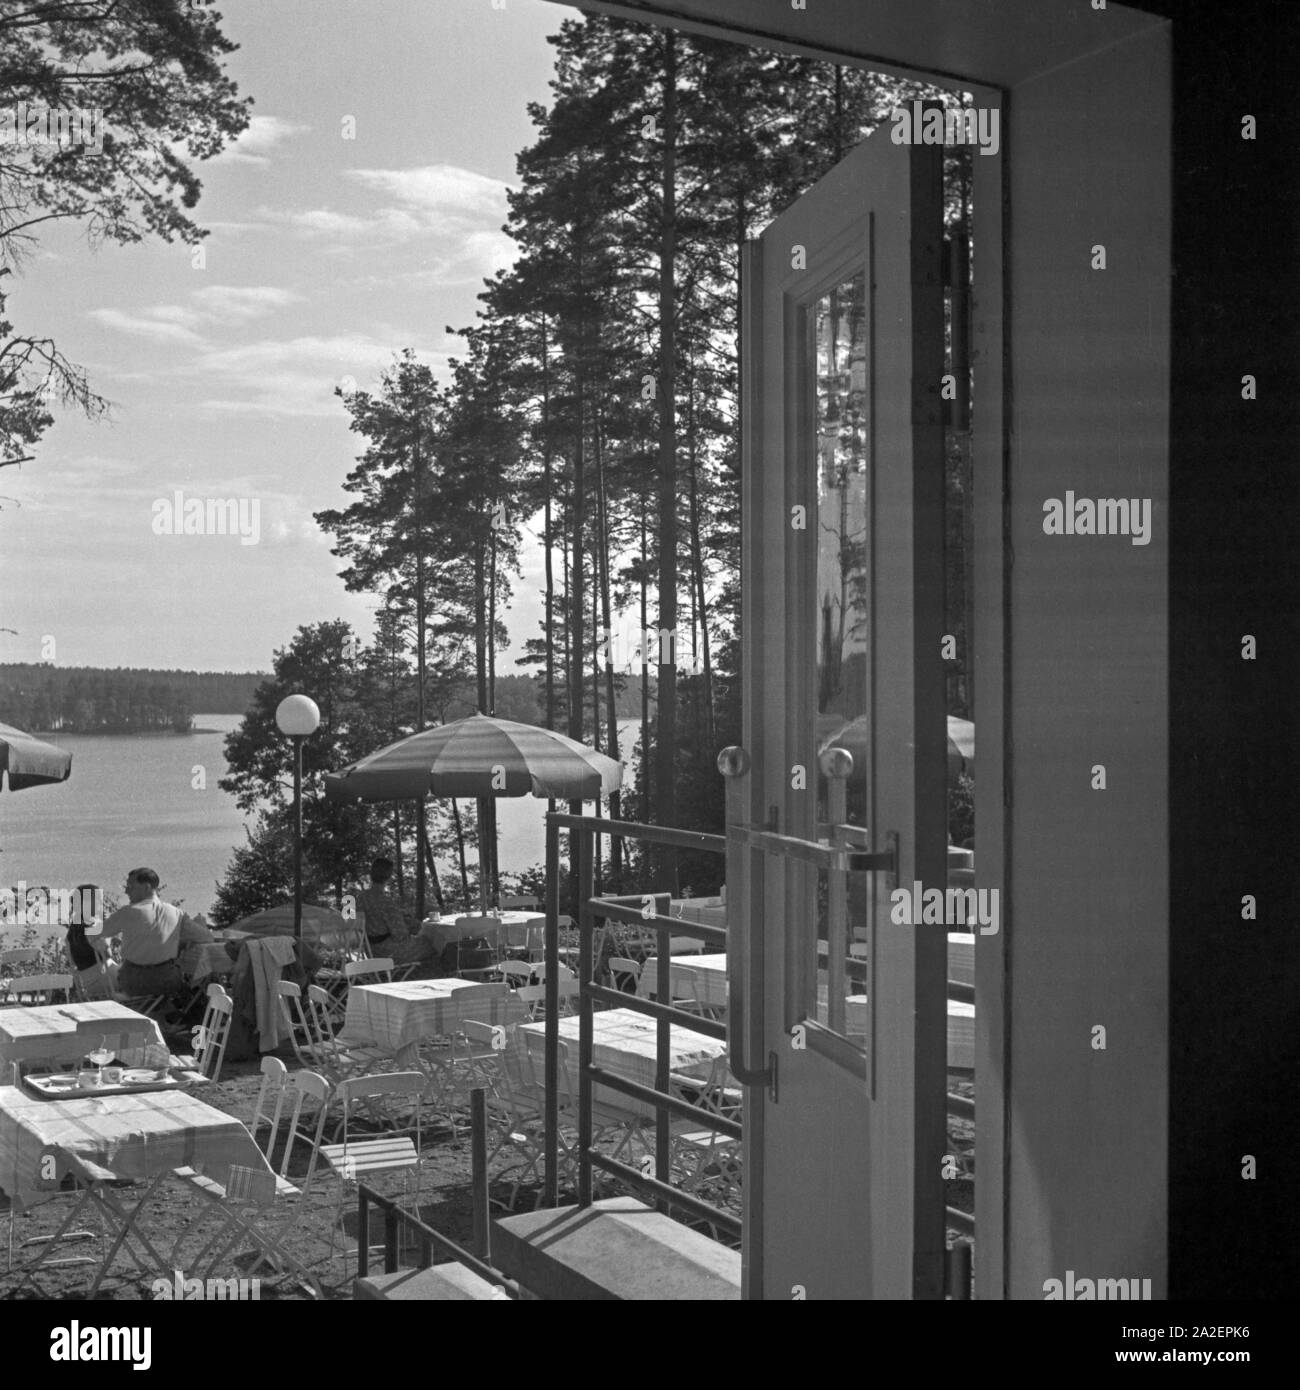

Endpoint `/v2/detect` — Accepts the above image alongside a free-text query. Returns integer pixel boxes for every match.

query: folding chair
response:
[318,956,394,1026]
[318,1071,425,1278]
[0,947,41,1002]
[451,916,503,981]
[498,894,539,912]
[345,957,394,985]
[497,960,535,989]
[522,1031,650,1167]
[1,973,73,1006]
[72,1012,162,1064]
[464,1021,547,1208]
[173,1059,330,1296]
[608,957,643,994]
[276,981,387,1090]
[172,983,234,1083]
[668,1058,744,1224]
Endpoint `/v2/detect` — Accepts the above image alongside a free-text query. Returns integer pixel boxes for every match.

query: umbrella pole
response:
[477,796,489,915]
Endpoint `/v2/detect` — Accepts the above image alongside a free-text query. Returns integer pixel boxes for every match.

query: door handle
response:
[718,746,776,1097]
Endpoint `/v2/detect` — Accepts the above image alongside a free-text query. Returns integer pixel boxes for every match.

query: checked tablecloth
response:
[0,1002,167,1074]
[0,1084,272,1210]
[342,978,527,1058]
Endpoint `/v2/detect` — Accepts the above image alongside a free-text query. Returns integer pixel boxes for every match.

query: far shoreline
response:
[29,725,229,737]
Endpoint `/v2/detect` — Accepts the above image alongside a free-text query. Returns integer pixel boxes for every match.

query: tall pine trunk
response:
[540,315,556,731]
[654,29,679,891]
[594,403,623,880]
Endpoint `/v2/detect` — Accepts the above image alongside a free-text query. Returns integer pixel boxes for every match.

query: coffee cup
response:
[76,1070,97,1089]
[103,1066,123,1086]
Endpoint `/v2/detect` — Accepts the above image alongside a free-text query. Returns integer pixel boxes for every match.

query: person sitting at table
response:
[100,867,213,1000]
[355,855,409,950]
[65,882,118,1000]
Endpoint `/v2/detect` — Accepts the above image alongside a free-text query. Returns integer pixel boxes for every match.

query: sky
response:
[2,0,571,674]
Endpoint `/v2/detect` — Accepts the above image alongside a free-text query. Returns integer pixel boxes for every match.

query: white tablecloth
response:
[520,1007,725,1118]
[0,1002,166,1072]
[0,1084,271,1210]
[418,912,542,954]
[636,953,729,1004]
[343,978,526,1056]
[634,959,974,1069]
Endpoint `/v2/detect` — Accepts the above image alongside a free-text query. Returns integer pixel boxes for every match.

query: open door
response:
[728,125,948,1299]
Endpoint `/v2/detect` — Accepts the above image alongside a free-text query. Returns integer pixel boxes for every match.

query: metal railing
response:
[542,811,740,1240]
[355,1093,522,1296]
[539,805,975,1249]
[355,1184,521,1297]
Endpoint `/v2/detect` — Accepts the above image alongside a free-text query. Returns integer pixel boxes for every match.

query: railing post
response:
[471,1086,490,1259]
[946,1239,972,1299]
[578,824,595,1208]
[544,812,560,1208]
[820,747,852,1034]
[383,1204,398,1274]
[357,1188,370,1279]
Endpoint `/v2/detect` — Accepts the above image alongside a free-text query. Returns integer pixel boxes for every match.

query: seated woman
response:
[65,883,117,1000]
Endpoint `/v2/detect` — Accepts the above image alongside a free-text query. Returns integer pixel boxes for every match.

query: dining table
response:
[417,911,543,956]
[0,1001,168,1083]
[341,976,528,1067]
[634,955,976,1070]
[0,1082,275,1294]
[519,1006,727,1119]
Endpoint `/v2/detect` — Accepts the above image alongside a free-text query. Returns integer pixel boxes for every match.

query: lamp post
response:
[276,695,321,940]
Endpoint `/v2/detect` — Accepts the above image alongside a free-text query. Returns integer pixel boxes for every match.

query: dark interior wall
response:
[1133,0,1300,1301]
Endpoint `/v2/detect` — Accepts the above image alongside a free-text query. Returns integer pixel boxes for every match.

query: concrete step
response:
[492,1197,741,1300]
[353,1262,507,1300]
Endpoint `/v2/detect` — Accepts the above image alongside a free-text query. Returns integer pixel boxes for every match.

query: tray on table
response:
[22,1068,187,1099]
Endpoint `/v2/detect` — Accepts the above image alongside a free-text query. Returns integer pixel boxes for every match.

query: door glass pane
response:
[812,271,870,1039]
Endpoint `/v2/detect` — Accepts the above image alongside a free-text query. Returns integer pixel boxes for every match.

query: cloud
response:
[260,164,515,279]
[189,285,302,321]
[87,309,204,346]
[215,115,310,167]
[89,286,300,345]
[345,165,510,219]
[189,333,452,418]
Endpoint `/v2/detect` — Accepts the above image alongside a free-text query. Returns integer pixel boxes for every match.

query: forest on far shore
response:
[0,664,649,735]
[0,664,265,733]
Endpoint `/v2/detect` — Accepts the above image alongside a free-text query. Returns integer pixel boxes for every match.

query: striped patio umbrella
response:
[324,714,624,913]
[0,720,72,791]
[230,901,348,944]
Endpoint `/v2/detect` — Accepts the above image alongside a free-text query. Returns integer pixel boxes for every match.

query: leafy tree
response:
[0,0,250,464]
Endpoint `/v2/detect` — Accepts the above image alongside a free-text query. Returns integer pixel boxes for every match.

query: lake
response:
[0,713,643,938]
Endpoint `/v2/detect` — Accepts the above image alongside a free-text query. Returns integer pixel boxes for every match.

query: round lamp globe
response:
[276,695,321,738]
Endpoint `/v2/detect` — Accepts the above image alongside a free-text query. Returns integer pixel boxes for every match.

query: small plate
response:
[121,1068,164,1083]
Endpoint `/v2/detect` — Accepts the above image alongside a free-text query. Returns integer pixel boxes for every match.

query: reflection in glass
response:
[812,272,870,1038]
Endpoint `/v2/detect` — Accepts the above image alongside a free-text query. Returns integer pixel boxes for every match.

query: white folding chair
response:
[174,983,234,1083]
[1,973,73,1006]
[498,894,539,912]
[0,947,42,1003]
[345,957,394,985]
[608,957,642,993]
[497,960,535,989]
[318,1071,425,1278]
[173,1059,330,1296]
[668,1058,744,1223]
[465,1022,550,1208]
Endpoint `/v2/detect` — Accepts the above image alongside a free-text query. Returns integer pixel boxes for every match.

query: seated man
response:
[354,856,432,970]
[355,855,407,951]
[100,867,212,1000]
